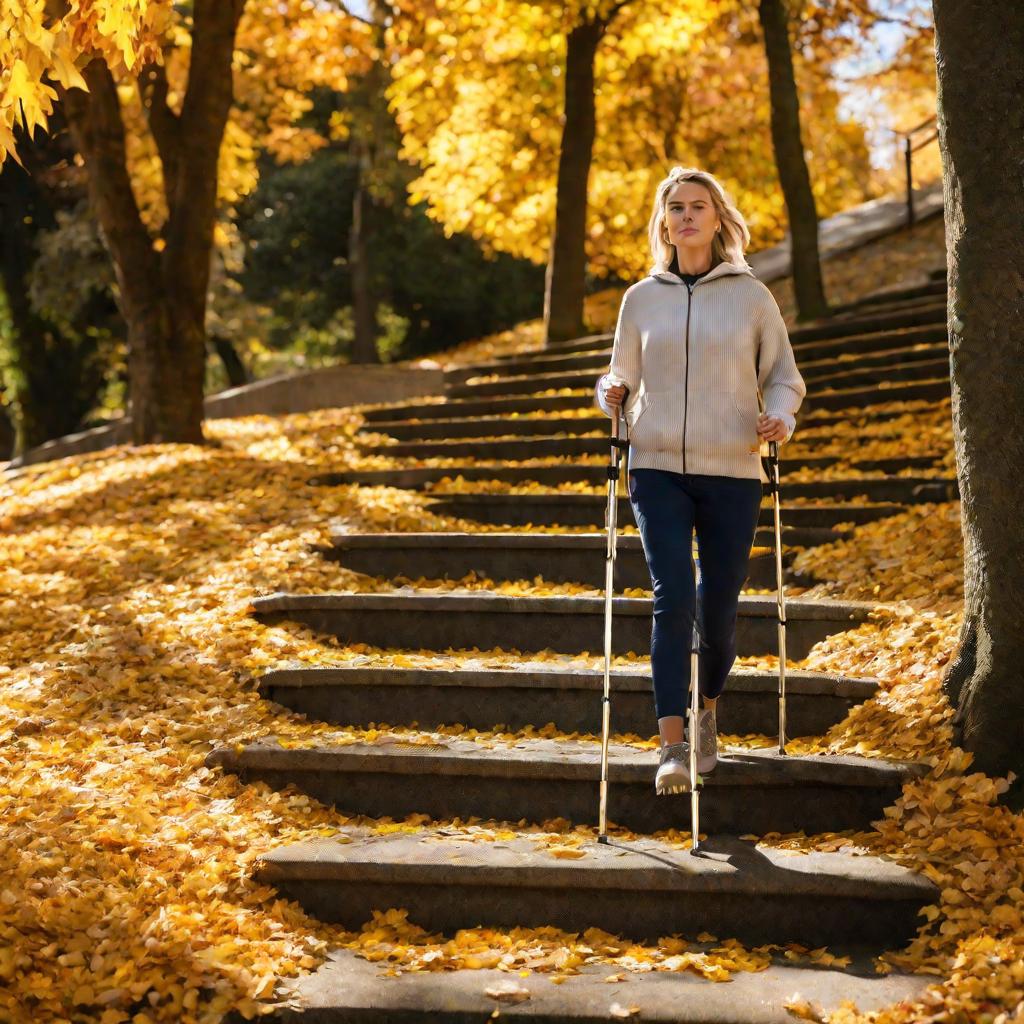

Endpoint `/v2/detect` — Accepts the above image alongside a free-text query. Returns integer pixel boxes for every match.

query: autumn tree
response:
[387,0,884,348]
[1,1,368,445]
[0,120,114,453]
[932,0,1024,781]
[345,1,396,365]
[757,0,829,321]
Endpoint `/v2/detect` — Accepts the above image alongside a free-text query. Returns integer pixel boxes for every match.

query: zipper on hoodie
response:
[682,281,694,473]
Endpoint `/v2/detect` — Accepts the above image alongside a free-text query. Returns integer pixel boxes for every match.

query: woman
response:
[595,166,806,796]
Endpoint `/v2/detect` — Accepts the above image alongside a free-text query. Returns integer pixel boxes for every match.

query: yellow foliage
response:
[385,0,889,279]
[1,0,370,247]
[2,232,1021,1024]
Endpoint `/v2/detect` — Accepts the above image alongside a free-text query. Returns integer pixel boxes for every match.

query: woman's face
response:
[663,181,720,252]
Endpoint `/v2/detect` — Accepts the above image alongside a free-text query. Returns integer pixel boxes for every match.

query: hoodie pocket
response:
[625,392,676,453]
[689,390,758,461]
[729,390,761,456]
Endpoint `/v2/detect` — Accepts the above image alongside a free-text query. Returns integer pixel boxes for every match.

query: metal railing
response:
[895,114,938,226]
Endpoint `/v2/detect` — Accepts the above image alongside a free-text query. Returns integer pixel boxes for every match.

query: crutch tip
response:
[597,834,609,844]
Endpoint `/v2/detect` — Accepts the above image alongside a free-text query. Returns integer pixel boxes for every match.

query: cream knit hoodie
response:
[594,259,806,482]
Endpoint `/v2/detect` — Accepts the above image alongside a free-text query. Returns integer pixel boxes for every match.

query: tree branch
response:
[137,59,182,215]
[602,0,633,24]
[59,60,160,303]
[164,0,245,294]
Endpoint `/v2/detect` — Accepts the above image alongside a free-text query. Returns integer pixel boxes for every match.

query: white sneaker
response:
[655,741,692,795]
[696,707,718,775]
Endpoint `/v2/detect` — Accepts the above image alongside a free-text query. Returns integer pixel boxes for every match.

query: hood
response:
[647,260,756,286]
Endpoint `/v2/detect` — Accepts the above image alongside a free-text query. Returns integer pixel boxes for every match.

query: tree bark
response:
[0,405,13,461]
[349,133,380,364]
[932,0,1024,780]
[60,0,245,445]
[348,6,392,365]
[757,0,829,322]
[210,333,250,387]
[543,18,604,346]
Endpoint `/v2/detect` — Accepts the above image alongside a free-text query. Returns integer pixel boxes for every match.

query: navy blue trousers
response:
[627,468,763,720]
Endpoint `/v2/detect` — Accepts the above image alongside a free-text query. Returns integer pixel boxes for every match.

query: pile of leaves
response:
[3,244,1022,1023]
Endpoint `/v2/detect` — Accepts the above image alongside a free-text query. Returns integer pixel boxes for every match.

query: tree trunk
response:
[59,0,245,445]
[544,18,604,346]
[348,7,391,366]
[758,0,829,322]
[210,334,250,387]
[0,404,13,462]
[349,134,380,364]
[933,0,1024,781]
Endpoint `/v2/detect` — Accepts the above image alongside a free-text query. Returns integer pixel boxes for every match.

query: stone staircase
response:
[215,273,951,1021]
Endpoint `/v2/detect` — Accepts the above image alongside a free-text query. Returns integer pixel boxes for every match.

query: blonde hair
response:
[648,166,751,271]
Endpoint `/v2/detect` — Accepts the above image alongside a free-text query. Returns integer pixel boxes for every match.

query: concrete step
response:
[829,278,947,315]
[248,831,936,951]
[774,475,957,503]
[445,367,621,400]
[500,302,946,366]
[361,393,592,423]
[851,455,942,474]
[354,434,843,467]
[366,414,610,441]
[787,302,946,344]
[444,348,948,401]
[256,663,878,739]
[490,334,612,360]
[422,494,907,530]
[358,367,946,425]
[452,331,947,396]
[209,737,923,836]
[799,403,937,426]
[320,530,783,590]
[231,946,928,1024]
[798,341,946,382]
[446,344,612,384]
[310,464,957,502]
[790,322,946,364]
[366,410,931,445]
[804,376,951,411]
[252,592,874,660]
[798,356,949,394]
[444,348,946,403]
[824,291,948,321]
[831,278,942,313]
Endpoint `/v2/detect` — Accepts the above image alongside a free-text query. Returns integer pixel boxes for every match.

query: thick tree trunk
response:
[59,0,244,445]
[933,0,1024,780]
[62,63,203,445]
[544,19,603,346]
[758,0,829,322]
[349,136,380,364]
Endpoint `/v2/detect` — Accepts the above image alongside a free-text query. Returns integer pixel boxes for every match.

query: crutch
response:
[598,399,630,844]
[761,438,788,755]
[688,555,703,854]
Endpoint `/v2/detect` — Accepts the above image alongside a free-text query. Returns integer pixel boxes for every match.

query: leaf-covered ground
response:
[3,220,1022,1024]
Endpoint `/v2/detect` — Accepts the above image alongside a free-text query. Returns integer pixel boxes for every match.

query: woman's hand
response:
[756,413,789,443]
[602,381,628,409]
